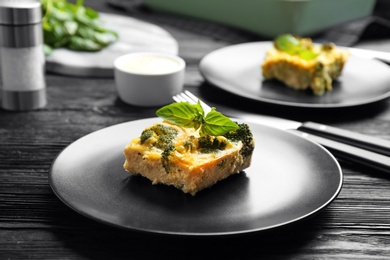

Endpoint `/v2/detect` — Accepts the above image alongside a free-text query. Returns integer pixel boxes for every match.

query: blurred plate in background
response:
[199,41,390,108]
[45,13,178,77]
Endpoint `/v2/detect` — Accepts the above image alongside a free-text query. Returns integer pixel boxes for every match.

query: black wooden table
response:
[1,1,390,259]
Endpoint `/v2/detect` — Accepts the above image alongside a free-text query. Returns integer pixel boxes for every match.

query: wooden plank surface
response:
[1,0,390,259]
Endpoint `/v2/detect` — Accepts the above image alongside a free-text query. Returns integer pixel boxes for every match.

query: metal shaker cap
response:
[0,1,42,47]
[0,1,42,25]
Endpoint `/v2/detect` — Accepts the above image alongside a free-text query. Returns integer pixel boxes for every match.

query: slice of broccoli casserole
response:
[262,34,350,95]
[123,120,254,196]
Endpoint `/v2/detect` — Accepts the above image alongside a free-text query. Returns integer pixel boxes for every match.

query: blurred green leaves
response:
[41,0,119,56]
[274,34,318,61]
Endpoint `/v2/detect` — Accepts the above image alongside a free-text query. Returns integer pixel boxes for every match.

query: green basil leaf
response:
[42,24,57,45]
[94,26,119,39]
[201,108,238,136]
[77,26,115,46]
[41,0,118,54]
[49,23,68,47]
[274,34,319,61]
[51,8,73,22]
[76,0,84,7]
[53,36,69,48]
[299,49,319,60]
[75,12,100,29]
[156,102,203,128]
[274,34,300,54]
[43,44,53,57]
[85,6,99,19]
[156,101,238,136]
[67,36,102,51]
[94,32,117,46]
[64,20,78,35]
[76,25,94,39]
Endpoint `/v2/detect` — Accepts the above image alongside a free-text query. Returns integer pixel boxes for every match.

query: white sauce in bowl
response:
[114,52,185,106]
[120,55,181,75]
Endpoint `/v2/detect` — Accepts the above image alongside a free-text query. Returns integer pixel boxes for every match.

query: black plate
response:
[199,42,390,108]
[49,118,342,236]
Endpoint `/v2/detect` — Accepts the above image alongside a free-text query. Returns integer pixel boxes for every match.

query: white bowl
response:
[114,52,185,107]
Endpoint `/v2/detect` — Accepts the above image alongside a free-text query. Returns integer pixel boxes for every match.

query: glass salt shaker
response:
[0,0,46,111]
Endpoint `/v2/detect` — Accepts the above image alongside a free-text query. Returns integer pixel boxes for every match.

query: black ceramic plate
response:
[199,42,390,108]
[49,118,342,236]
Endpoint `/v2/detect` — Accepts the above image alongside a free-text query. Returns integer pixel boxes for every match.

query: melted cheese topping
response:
[129,121,241,168]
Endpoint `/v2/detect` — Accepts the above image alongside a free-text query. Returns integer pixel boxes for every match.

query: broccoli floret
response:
[198,136,213,150]
[139,124,178,174]
[140,124,178,150]
[198,135,227,153]
[161,145,175,173]
[154,124,178,150]
[223,123,254,158]
[140,129,154,144]
[153,124,177,136]
[183,136,197,152]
